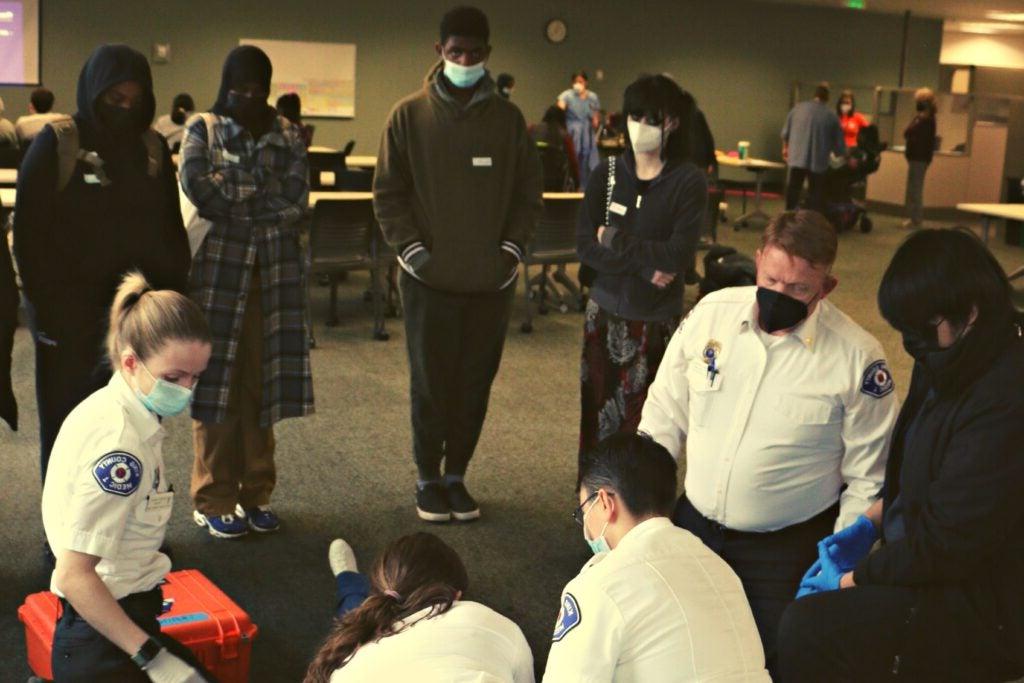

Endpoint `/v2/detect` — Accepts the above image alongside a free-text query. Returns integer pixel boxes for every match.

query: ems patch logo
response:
[860,360,894,398]
[552,593,581,642]
[93,452,143,496]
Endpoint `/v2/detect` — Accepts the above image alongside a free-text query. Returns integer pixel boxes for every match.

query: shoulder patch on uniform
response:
[552,593,582,642]
[860,360,894,398]
[92,452,143,496]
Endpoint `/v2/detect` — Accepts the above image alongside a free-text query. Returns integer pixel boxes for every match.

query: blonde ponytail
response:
[107,271,210,369]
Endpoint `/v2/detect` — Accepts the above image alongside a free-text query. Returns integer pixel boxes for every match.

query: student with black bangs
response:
[576,73,706,460]
[779,228,1024,682]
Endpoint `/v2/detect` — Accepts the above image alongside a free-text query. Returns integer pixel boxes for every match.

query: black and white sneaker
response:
[446,481,481,522]
[416,482,452,523]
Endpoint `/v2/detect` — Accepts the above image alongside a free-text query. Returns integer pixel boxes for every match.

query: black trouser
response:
[27,300,108,483]
[785,167,825,212]
[673,495,836,679]
[399,271,515,480]
[778,585,1021,683]
[53,587,215,682]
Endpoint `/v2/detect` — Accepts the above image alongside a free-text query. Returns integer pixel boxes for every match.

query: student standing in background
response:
[558,70,602,187]
[180,45,312,539]
[276,92,315,148]
[14,44,190,486]
[902,87,937,229]
[836,89,868,151]
[153,92,194,153]
[782,82,845,212]
[374,5,541,523]
[576,74,706,461]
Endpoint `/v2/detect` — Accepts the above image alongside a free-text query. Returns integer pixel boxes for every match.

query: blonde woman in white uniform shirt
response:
[543,434,769,683]
[42,272,213,682]
[305,532,534,683]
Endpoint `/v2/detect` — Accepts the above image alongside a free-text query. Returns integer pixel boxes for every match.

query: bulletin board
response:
[239,38,356,118]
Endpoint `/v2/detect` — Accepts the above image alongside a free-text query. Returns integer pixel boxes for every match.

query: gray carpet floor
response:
[2,201,1022,682]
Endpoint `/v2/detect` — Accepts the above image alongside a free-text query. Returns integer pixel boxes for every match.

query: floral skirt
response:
[579,299,681,463]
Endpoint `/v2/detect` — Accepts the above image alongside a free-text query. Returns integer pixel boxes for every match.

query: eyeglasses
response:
[572,490,615,526]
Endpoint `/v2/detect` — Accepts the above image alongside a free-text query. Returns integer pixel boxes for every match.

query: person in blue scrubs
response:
[558,71,601,188]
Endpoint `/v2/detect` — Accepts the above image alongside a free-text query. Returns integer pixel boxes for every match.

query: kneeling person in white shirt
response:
[543,433,769,683]
[305,532,534,683]
[638,210,898,675]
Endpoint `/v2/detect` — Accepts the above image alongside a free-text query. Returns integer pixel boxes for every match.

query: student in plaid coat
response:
[179,45,313,539]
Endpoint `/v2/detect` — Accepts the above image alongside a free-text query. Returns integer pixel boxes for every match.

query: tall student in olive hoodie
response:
[373,6,542,523]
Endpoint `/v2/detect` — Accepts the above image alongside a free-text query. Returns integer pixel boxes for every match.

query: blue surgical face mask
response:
[443,59,486,89]
[135,359,194,417]
[582,498,611,555]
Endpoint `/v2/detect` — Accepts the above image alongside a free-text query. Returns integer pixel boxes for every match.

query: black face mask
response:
[757,287,810,333]
[96,102,140,137]
[902,324,972,379]
[916,101,927,112]
[226,92,265,122]
[171,107,187,125]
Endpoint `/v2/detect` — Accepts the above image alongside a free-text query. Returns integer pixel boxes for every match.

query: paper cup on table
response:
[738,141,750,160]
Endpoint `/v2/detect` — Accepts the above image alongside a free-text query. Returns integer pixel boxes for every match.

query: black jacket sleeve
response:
[854,391,1024,587]
[605,168,707,274]
[575,159,637,276]
[0,227,18,430]
[11,126,59,327]
[148,137,190,294]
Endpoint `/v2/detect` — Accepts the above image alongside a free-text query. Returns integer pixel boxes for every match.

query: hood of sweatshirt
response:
[75,44,156,133]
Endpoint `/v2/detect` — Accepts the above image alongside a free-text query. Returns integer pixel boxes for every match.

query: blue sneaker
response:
[236,504,281,533]
[193,510,248,539]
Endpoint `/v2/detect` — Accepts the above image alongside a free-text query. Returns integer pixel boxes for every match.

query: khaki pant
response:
[191,268,276,515]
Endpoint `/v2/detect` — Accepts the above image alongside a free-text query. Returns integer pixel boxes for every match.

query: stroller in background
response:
[823,124,884,233]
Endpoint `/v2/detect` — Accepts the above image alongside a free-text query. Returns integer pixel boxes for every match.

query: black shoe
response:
[446,481,481,522]
[416,482,452,523]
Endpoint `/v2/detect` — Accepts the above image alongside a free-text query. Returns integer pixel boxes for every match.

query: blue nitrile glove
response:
[820,514,878,572]
[795,552,845,599]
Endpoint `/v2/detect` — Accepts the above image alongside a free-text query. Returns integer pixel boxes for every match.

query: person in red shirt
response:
[837,90,868,150]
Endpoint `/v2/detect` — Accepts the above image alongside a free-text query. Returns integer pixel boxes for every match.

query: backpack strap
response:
[48,115,79,193]
[141,129,163,179]
[604,155,616,226]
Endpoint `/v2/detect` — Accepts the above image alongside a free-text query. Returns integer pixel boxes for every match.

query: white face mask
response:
[572,82,585,93]
[628,119,664,155]
[840,104,852,114]
[443,59,486,89]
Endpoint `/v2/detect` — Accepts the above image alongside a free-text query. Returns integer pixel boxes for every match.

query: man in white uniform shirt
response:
[544,433,770,683]
[639,210,898,676]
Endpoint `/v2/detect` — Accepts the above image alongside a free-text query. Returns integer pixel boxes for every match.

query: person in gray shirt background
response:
[781,82,845,213]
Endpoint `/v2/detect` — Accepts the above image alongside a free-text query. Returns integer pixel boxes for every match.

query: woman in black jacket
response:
[778,228,1024,682]
[902,88,937,229]
[576,74,706,461]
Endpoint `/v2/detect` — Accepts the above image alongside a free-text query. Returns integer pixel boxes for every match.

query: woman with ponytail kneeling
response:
[41,271,214,682]
[306,533,535,682]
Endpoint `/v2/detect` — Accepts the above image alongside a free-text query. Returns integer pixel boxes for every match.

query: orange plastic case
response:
[18,569,258,682]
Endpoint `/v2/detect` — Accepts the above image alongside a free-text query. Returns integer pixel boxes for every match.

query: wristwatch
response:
[130,637,163,669]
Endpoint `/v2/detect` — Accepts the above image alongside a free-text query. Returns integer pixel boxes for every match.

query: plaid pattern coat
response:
[179,112,313,426]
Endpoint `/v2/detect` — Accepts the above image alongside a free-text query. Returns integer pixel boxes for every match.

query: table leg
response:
[733,169,773,229]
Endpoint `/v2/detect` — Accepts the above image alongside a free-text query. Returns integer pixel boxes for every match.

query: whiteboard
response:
[240,38,356,118]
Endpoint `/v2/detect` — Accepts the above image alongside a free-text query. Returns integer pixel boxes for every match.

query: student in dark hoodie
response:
[180,45,311,540]
[13,44,190,483]
[373,6,542,523]
[576,74,706,462]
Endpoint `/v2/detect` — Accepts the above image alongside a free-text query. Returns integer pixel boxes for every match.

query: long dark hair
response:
[304,533,469,682]
[878,227,1012,335]
[622,74,693,163]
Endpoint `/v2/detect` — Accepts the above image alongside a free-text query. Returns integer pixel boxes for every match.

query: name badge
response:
[145,491,174,512]
[609,201,627,216]
[83,173,101,184]
[222,151,240,164]
[472,157,492,167]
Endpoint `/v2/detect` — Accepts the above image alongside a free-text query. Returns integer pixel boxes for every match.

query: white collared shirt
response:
[543,518,770,683]
[42,372,173,600]
[639,286,898,532]
[330,600,534,682]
